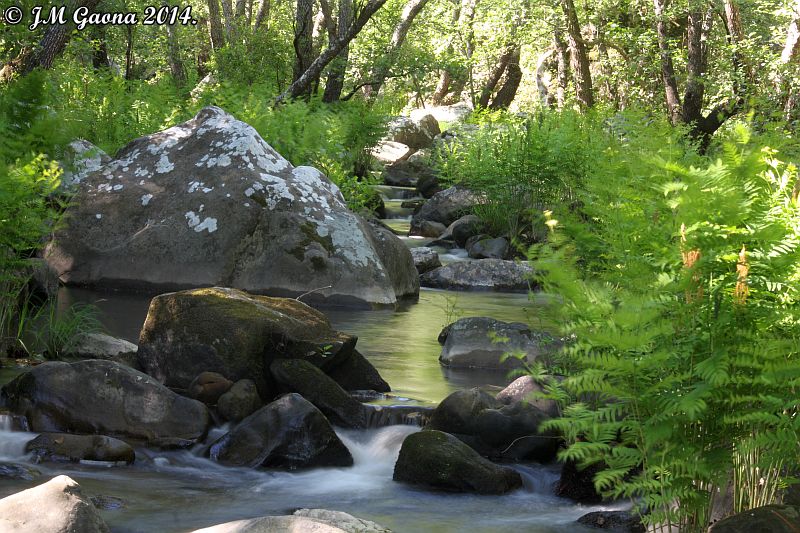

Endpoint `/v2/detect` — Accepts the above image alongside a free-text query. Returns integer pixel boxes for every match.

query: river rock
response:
[468,237,509,260]
[446,215,485,247]
[44,106,418,307]
[410,247,441,274]
[416,173,441,199]
[709,505,800,532]
[1,360,209,447]
[137,287,356,396]
[67,332,138,363]
[577,511,645,532]
[427,388,558,462]
[188,372,234,404]
[209,393,353,470]
[420,259,535,292]
[387,115,440,150]
[0,462,39,481]
[217,379,262,422]
[270,359,368,428]
[325,350,390,393]
[90,495,126,511]
[0,475,110,533]
[26,433,135,464]
[393,430,522,494]
[556,459,604,503]
[294,509,391,533]
[0,409,29,431]
[371,140,414,165]
[23,258,60,301]
[439,317,555,370]
[382,159,437,188]
[362,217,420,301]
[58,139,110,192]
[418,220,446,238]
[410,186,482,235]
[496,375,559,418]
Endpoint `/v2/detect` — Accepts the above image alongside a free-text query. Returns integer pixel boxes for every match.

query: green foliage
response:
[535,121,800,530]
[31,302,104,360]
[438,109,597,245]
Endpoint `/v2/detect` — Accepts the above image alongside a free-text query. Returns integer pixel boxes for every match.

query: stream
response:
[0,185,623,532]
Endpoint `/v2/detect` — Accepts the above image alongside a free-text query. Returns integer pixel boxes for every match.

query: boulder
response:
[362,218,420,301]
[45,106,418,307]
[0,475,110,533]
[446,215,484,247]
[439,317,556,370]
[420,259,534,292]
[556,459,604,503]
[427,388,558,462]
[382,159,437,188]
[209,393,353,470]
[26,433,135,464]
[416,173,441,199]
[418,220,447,238]
[0,462,39,481]
[410,247,441,274]
[325,350,390,393]
[294,509,391,533]
[387,115,440,150]
[1,360,209,447]
[496,375,559,418]
[0,409,29,431]
[58,139,110,192]
[577,511,645,532]
[468,237,509,260]
[67,332,138,364]
[270,359,368,428]
[410,186,482,235]
[188,372,234,405]
[137,287,356,396]
[363,405,434,427]
[217,379,262,423]
[370,140,414,165]
[393,430,522,494]
[411,103,471,124]
[709,505,800,532]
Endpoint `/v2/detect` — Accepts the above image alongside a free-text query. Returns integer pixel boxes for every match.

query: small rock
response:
[326,350,391,393]
[217,379,262,423]
[410,247,441,274]
[0,462,39,481]
[416,173,441,199]
[496,375,559,418]
[410,186,483,236]
[393,430,522,494]
[383,159,437,188]
[26,433,135,464]
[371,141,414,165]
[420,259,534,292]
[577,511,645,532]
[556,459,604,503]
[90,495,126,511]
[68,332,138,362]
[418,220,446,238]
[188,371,234,405]
[468,237,509,260]
[447,215,484,247]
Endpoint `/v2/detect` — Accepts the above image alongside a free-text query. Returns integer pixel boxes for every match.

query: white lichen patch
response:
[185,211,218,233]
[135,167,149,178]
[155,154,174,174]
[185,211,200,228]
[97,183,112,193]
[141,194,153,206]
[112,184,124,191]
[95,214,102,219]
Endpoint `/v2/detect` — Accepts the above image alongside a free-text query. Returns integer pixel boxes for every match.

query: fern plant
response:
[535,123,800,531]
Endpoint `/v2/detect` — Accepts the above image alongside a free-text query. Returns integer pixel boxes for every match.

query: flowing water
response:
[0,185,624,531]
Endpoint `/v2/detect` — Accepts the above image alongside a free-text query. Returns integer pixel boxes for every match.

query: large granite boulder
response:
[270,359,368,428]
[44,106,418,307]
[393,430,522,494]
[58,140,110,193]
[209,393,352,470]
[420,259,535,292]
[438,317,556,370]
[382,159,437,188]
[427,388,558,462]
[293,510,391,533]
[387,115,440,150]
[409,186,483,236]
[0,475,110,533]
[26,433,135,464]
[66,332,138,367]
[411,104,471,124]
[371,140,414,165]
[136,287,357,396]
[191,509,391,533]
[0,360,209,447]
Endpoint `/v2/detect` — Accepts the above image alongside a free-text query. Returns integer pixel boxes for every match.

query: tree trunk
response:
[368,0,431,97]
[534,47,555,107]
[292,0,316,97]
[254,0,271,29]
[489,46,522,109]
[653,0,682,125]
[560,0,593,108]
[277,0,388,103]
[221,0,235,40]
[235,0,247,18]
[323,0,353,102]
[779,1,800,121]
[125,26,135,80]
[478,45,514,108]
[166,21,187,87]
[682,7,713,127]
[91,26,110,70]
[553,26,569,109]
[208,0,226,49]
[431,0,463,105]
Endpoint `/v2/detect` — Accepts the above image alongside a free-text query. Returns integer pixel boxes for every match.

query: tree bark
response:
[91,26,110,70]
[478,45,514,108]
[779,0,800,120]
[653,0,682,125]
[125,26,135,80]
[292,0,316,97]
[166,20,187,87]
[535,47,555,107]
[254,0,271,29]
[221,0,235,40]
[323,0,354,102]
[560,0,594,108]
[208,0,226,49]
[553,26,569,109]
[277,0,388,103]
[489,46,522,109]
[367,0,431,97]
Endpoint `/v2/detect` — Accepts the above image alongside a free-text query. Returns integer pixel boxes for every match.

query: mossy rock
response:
[137,287,356,397]
[393,430,522,494]
[710,505,800,533]
[270,358,368,428]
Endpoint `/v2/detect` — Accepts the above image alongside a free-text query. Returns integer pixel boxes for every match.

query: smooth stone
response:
[410,186,483,235]
[410,247,441,274]
[420,259,535,292]
[26,433,135,464]
[496,375,560,418]
[188,371,234,405]
[468,237,509,260]
[217,379,262,423]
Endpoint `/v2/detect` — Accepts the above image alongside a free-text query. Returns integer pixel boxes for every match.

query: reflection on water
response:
[57,287,556,404]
